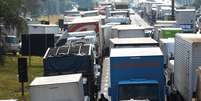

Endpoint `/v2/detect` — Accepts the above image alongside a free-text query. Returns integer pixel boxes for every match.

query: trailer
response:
[174,34,201,101]
[30,74,84,101]
[109,47,165,101]
[43,44,97,101]
[111,25,145,38]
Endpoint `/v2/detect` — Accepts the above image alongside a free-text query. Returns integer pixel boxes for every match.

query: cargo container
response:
[155,28,182,41]
[160,38,175,65]
[73,15,106,25]
[105,16,131,24]
[174,34,201,101]
[43,44,97,101]
[28,24,59,34]
[30,74,84,101]
[114,0,129,9]
[110,10,129,17]
[63,10,81,22]
[109,47,165,101]
[111,25,145,38]
[175,9,196,32]
[110,37,158,48]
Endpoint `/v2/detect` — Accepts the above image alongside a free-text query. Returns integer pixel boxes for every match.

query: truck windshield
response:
[119,84,159,101]
[6,37,17,43]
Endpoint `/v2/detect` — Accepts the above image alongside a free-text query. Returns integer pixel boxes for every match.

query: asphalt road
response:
[130,13,150,28]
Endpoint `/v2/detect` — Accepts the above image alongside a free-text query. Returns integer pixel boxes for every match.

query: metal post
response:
[21,82,25,101]
[171,0,175,20]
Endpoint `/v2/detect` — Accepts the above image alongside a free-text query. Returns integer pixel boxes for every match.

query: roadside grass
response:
[0,55,43,100]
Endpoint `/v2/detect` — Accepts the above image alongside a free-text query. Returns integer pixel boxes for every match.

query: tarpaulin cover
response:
[43,55,94,76]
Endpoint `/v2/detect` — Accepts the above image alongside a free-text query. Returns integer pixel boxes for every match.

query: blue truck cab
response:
[109,47,165,101]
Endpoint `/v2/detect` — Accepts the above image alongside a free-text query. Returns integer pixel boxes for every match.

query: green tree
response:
[0,0,27,65]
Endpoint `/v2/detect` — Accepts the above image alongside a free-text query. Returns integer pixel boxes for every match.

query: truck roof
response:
[176,34,201,43]
[110,47,163,57]
[110,38,158,45]
[156,20,176,24]
[118,79,159,85]
[112,25,145,30]
[28,24,58,27]
[64,19,99,24]
[160,27,182,30]
[30,73,82,86]
[176,9,195,12]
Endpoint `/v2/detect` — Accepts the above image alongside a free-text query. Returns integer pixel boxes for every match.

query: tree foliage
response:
[0,0,27,37]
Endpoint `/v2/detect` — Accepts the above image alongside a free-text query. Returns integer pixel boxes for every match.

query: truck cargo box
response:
[175,9,196,32]
[109,47,165,101]
[65,20,100,33]
[28,24,59,34]
[110,37,158,48]
[111,25,145,38]
[174,34,201,101]
[30,74,84,101]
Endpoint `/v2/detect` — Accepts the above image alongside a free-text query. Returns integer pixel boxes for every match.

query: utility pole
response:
[171,0,175,20]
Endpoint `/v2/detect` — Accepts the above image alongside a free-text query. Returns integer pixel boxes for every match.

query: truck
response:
[111,25,146,38]
[109,47,165,101]
[65,20,102,61]
[43,44,97,101]
[30,73,85,101]
[175,9,196,33]
[174,34,201,101]
[106,10,131,24]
